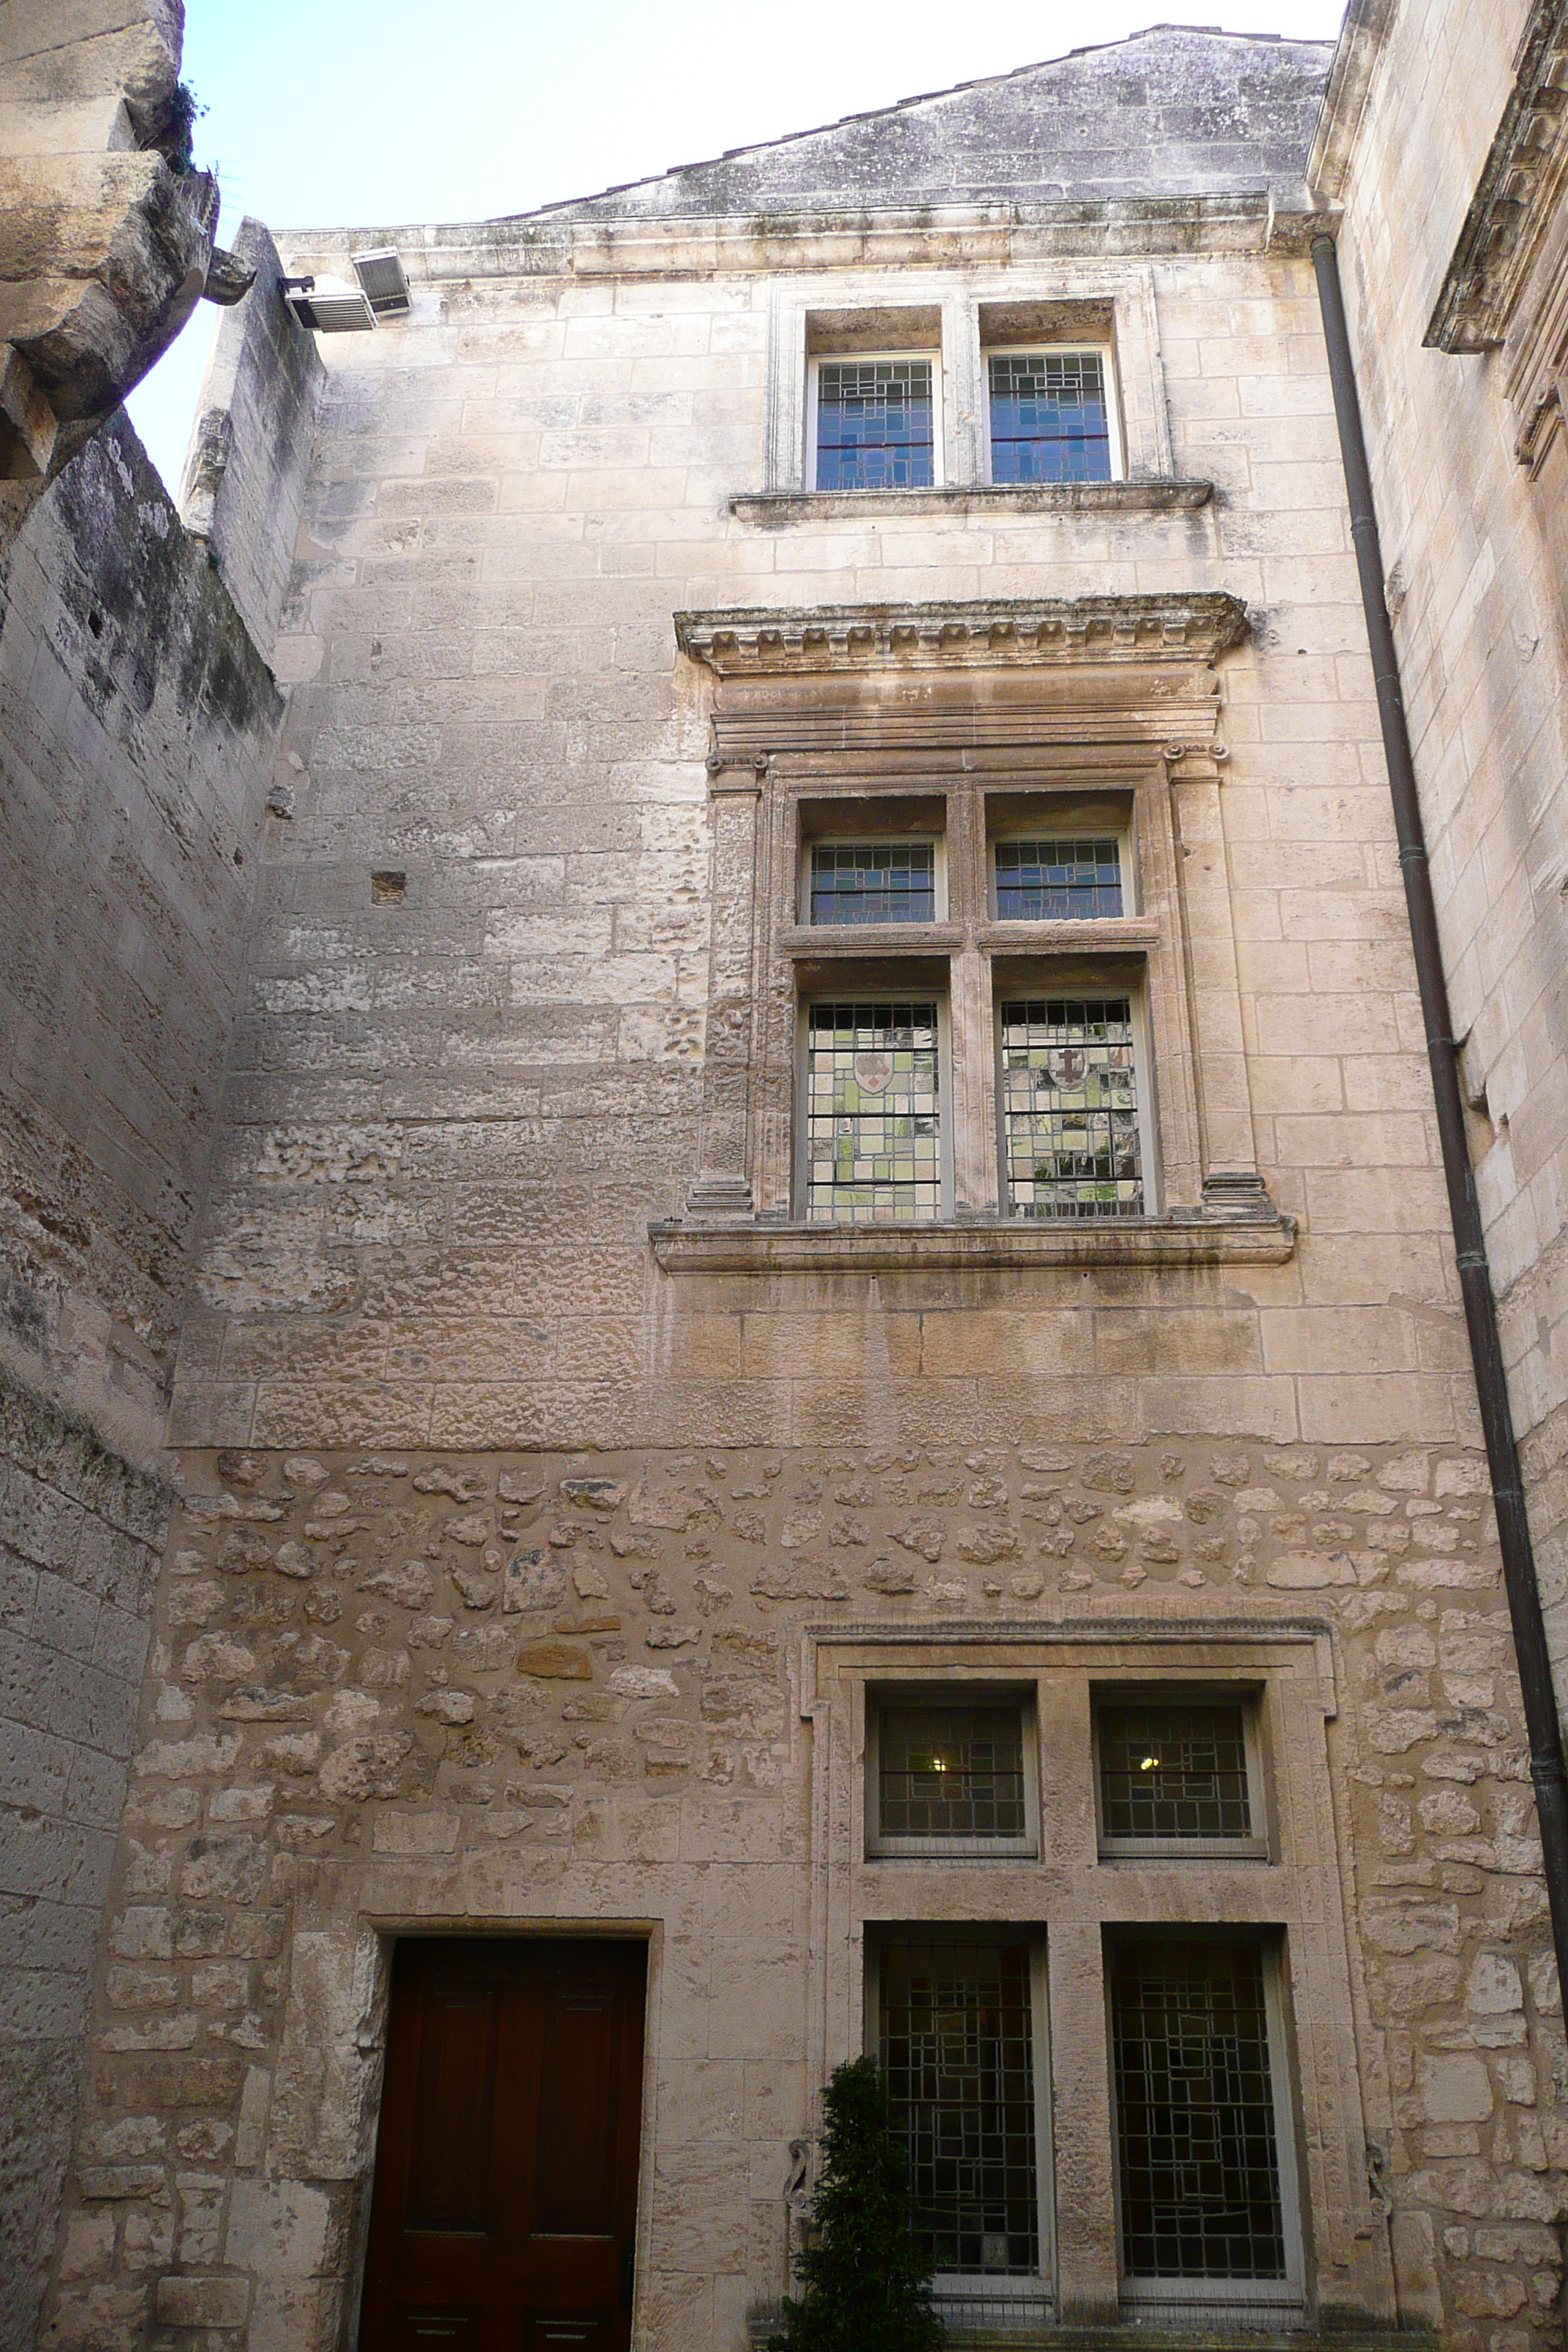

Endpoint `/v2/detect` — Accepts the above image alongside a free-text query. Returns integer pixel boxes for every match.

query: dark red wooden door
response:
[361,1940,647,2352]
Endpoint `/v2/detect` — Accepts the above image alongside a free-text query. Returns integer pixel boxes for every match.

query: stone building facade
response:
[4,10,1568,2352]
[1311,0,1568,1713]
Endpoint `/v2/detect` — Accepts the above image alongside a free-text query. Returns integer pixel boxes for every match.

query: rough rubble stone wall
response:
[0,1362,167,2352]
[1318,0,1568,1711]
[39,1436,1566,2352]
[0,414,282,1458]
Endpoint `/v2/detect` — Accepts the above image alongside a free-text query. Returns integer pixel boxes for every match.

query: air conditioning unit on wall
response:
[282,274,376,333]
[352,248,412,317]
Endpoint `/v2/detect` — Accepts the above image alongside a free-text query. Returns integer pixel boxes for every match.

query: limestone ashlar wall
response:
[0,413,282,1455]
[181,219,325,666]
[167,246,1476,1462]
[1317,0,1568,1692]
[0,1362,167,2352]
[40,1435,1565,2352]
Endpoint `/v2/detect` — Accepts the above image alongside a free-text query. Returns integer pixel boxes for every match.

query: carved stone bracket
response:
[1425,0,1568,353]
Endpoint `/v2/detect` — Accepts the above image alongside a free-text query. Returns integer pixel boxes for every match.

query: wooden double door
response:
[361,1939,648,2352]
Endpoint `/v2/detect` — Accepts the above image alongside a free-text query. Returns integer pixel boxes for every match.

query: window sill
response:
[729,480,1214,524]
[649,1209,1297,1275]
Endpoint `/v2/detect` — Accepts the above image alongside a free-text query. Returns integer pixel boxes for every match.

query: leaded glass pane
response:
[816,359,935,490]
[999,997,1142,1218]
[806,1001,941,1224]
[1112,1940,1286,2281]
[810,843,935,925]
[989,350,1112,483]
[995,837,1123,921]
[1099,1703,1252,1840]
[881,1938,1039,2276]
[879,1705,1026,1839]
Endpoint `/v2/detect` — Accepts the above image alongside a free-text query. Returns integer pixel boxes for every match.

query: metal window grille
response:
[879,1705,1026,1839]
[815,359,935,489]
[999,997,1142,1218]
[1099,1703,1253,1841]
[806,1001,941,1224]
[1111,1940,1286,2282]
[995,837,1123,921]
[988,350,1112,483]
[880,1937,1039,2275]
[810,843,935,924]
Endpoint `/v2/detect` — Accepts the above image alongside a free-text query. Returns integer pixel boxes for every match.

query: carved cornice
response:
[674,594,1251,676]
[1425,0,1568,353]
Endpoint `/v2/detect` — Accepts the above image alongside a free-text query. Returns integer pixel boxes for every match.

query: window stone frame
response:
[797,1616,1395,2330]
[660,595,1294,1273]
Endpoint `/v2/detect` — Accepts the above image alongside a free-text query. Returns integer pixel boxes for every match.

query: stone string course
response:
[45,1434,1565,2352]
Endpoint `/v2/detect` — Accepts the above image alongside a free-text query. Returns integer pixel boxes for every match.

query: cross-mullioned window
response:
[988,350,1112,483]
[1098,1703,1254,1842]
[815,358,935,489]
[810,842,936,924]
[999,996,1143,1218]
[805,1001,941,1222]
[1110,1940,1287,2285]
[878,1704,1027,1840]
[995,836,1123,921]
[881,1936,1041,2279]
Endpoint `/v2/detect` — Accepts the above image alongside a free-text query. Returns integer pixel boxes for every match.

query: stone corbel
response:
[704,745,768,796]
[0,345,57,481]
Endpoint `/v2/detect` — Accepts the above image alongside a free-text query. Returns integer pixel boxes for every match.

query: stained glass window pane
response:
[879,1705,1026,1839]
[881,1937,1039,2276]
[995,837,1123,921]
[1112,1940,1286,2281]
[816,359,935,490]
[806,1000,941,1224]
[999,997,1142,1218]
[1099,1703,1253,1840]
[989,350,1112,483]
[810,843,935,924]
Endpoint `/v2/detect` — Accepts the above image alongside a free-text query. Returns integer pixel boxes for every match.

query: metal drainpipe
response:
[1311,228,1568,1992]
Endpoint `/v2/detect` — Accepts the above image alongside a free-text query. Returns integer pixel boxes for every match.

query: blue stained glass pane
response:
[816,358,935,490]
[989,350,1112,484]
[995,836,1123,921]
[810,842,936,924]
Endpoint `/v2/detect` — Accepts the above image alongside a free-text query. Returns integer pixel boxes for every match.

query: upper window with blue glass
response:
[995,837,1124,921]
[815,359,935,491]
[810,843,936,925]
[987,350,1113,484]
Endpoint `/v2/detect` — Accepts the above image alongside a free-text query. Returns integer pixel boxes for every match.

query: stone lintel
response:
[1423,0,1568,352]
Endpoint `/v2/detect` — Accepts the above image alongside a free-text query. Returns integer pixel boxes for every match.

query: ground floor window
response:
[875,1934,1042,2280]
[1109,1937,1289,2293]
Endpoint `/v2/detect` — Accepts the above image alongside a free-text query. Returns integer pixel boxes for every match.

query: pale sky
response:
[126,0,1346,492]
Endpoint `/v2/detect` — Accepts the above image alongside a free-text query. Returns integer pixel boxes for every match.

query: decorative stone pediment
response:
[1425,0,1568,353]
[676,596,1248,766]
[674,592,1251,675]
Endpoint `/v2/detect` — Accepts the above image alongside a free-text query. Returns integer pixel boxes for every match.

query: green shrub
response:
[769,2056,944,2352]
